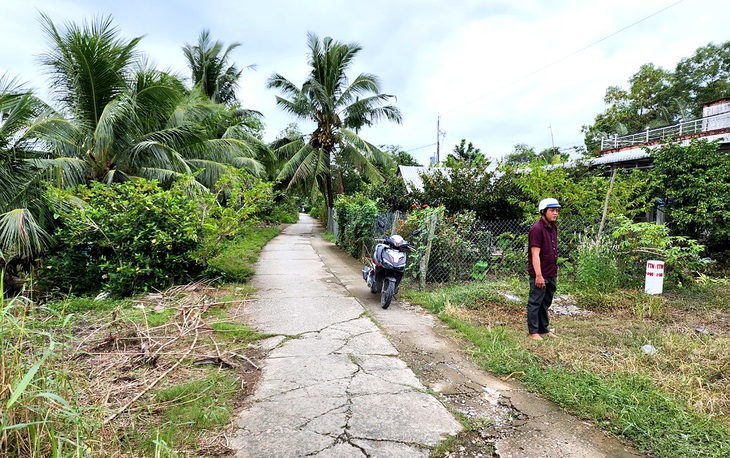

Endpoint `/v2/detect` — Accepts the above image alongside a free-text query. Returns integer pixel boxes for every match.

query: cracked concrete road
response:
[231,214,461,457]
[231,214,643,457]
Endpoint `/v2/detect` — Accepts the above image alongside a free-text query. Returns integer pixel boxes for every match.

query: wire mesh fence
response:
[370,212,617,286]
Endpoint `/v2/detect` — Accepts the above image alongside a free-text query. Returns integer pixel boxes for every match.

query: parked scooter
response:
[362,222,420,309]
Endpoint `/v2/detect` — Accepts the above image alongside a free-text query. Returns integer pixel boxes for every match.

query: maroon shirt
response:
[527,218,558,278]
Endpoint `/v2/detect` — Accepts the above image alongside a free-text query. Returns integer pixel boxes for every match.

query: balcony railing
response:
[600,112,730,151]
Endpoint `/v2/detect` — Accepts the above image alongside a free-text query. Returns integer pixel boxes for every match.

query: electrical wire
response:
[404,142,437,152]
[439,0,687,117]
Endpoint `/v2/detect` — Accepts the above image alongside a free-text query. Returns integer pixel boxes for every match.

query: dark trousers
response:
[527,277,557,334]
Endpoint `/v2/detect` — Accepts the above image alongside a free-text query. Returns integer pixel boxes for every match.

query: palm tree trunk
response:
[337,168,345,195]
[324,173,334,210]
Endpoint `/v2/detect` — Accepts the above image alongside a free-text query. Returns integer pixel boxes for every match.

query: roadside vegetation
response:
[403,276,730,458]
[2,8,730,458]
[1,228,279,457]
[330,135,728,458]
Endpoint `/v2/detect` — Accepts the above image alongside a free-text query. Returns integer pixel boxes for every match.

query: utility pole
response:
[548,124,555,148]
[436,116,441,164]
[435,116,446,165]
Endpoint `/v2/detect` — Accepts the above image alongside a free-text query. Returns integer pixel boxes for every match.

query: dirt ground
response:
[64,284,267,457]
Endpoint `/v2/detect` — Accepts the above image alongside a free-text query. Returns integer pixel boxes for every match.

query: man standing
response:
[527,198,560,341]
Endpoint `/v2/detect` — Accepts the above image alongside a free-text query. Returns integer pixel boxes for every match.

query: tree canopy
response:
[582,40,730,154]
[648,139,730,246]
[267,32,402,210]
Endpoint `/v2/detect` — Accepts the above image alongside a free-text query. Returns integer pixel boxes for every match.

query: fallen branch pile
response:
[69,281,259,425]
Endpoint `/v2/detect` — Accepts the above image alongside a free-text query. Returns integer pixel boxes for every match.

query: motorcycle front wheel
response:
[381,279,395,309]
[370,277,380,294]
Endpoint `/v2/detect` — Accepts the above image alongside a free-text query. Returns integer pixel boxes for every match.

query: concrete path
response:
[231,214,643,458]
[231,214,461,457]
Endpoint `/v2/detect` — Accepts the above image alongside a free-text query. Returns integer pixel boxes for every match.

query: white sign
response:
[645,260,665,295]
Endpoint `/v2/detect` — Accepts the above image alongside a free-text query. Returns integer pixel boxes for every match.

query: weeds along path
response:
[308,215,643,458]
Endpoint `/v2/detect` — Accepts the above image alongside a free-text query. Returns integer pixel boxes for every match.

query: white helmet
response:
[538,198,561,212]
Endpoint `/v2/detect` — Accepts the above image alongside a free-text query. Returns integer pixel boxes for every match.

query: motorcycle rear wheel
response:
[381,279,395,309]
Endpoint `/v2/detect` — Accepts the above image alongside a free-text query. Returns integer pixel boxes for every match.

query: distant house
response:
[397,166,449,193]
[397,163,502,193]
[593,98,730,170]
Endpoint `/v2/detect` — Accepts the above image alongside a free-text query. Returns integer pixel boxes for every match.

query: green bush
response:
[193,170,280,266]
[42,180,204,297]
[574,239,622,291]
[268,198,299,224]
[611,216,706,288]
[399,205,481,283]
[334,194,380,259]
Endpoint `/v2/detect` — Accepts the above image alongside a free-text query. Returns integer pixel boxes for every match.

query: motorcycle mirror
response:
[377,220,386,229]
[412,229,421,236]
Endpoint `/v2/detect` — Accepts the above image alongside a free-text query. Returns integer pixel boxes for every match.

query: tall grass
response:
[206,226,282,282]
[1,224,282,456]
[574,239,623,291]
[0,272,90,457]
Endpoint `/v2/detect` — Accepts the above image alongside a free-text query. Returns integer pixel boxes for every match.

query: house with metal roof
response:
[592,98,730,170]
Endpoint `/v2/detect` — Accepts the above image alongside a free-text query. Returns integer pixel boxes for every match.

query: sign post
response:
[645,260,665,295]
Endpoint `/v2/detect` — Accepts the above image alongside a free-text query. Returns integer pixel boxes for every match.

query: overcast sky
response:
[1,0,727,165]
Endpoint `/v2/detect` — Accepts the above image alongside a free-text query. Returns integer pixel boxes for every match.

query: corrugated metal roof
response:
[398,166,449,192]
[592,149,649,165]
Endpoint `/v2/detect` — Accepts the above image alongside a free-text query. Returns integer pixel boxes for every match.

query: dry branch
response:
[104,326,200,424]
[229,351,260,370]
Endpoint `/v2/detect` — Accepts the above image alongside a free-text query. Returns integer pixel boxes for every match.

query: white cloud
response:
[2,0,728,166]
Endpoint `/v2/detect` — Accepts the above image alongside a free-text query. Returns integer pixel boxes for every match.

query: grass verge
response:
[403,280,730,458]
[207,226,282,282]
[1,225,280,457]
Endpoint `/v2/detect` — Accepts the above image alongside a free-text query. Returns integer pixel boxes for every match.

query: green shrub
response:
[611,216,706,288]
[399,205,481,283]
[42,180,204,297]
[198,170,275,255]
[334,194,380,259]
[574,239,622,291]
[268,199,299,224]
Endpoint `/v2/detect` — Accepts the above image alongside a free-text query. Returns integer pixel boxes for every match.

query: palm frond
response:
[136,167,190,187]
[31,157,90,188]
[126,140,192,174]
[38,13,142,126]
[24,115,85,159]
[340,130,388,183]
[0,208,52,260]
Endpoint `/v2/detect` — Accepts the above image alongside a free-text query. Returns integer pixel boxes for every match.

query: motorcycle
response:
[361,222,420,309]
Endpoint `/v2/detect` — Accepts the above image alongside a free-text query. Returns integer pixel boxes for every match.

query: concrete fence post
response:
[420,213,438,289]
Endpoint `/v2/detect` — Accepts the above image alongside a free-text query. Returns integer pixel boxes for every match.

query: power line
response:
[404,142,437,152]
[439,0,687,117]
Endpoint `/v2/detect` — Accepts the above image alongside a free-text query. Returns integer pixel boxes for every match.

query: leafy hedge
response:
[42,180,204,297]
[333,194,380,259]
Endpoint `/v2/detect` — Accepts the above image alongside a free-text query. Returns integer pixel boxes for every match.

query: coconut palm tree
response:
[32,13,267,189]
[183,29,253,106]
[0,75,53,263]
[267,32,402,211]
